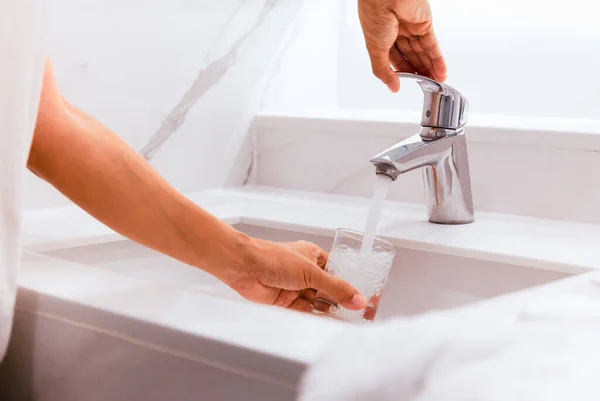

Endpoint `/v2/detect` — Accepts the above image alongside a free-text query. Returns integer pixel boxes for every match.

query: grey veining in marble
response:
[140,0,282,160]
[24,0,300,209]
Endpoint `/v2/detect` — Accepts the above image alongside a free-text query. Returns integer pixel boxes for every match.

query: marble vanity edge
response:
[254,110,600,151]
[16,255,342,388]
[23,186,600,274]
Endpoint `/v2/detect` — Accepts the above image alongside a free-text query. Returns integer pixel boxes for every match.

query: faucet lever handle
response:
[396,72,468,136]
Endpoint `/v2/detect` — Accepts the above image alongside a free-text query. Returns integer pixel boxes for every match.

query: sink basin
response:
[5,221,577,401]
[40,223,573,321]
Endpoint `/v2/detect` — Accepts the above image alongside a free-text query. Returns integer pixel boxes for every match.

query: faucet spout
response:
[370,133,454,180]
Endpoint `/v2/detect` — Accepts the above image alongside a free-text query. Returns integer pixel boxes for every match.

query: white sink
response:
[40,223,573,321]
[11,169,597,401]
[5,214,582,401]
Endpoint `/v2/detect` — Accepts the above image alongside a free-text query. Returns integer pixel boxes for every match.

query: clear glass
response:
[312,228,396,323]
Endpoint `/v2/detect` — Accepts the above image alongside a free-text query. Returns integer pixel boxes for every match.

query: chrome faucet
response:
[370,72,474,224]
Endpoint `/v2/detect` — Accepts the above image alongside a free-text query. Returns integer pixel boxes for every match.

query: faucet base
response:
[427,216,474,225]
[422,133,474,224]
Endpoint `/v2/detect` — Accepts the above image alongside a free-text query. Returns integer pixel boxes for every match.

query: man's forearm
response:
[28,61,250,280]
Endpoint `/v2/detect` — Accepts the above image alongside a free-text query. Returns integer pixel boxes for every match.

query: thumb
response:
[368,50,400,93]
[305,267,367,311]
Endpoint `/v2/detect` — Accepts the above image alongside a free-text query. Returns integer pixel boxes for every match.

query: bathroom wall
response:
[23,0,302,210]
[25,0,600,210]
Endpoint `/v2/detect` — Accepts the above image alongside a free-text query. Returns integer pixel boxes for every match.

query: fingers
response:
[396,34,446,82]
[285,240,328,268]
[419,31,447,81]
[278,290,316,313]
[265,241,365,310]
[273,289,301,308]
[358,0,445,90]
[301,288,317,304]
[313,244,328,269]
[367,50,400,93]
[390,44,416,76]
[312,291,337,314]
[303,267,366,311]
[288,298,312,313]
[289,241,366,310]
[409,36,434,76]
[396,37,429,78]
[358,2,401,93]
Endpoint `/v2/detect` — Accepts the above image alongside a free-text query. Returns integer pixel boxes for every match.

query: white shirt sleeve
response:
[0,0,46,360]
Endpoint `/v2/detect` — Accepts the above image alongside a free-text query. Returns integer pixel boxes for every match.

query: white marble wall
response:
[23,0,301,210]
[260,0,340,114]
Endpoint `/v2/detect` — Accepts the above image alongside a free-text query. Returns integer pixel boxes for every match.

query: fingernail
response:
[351,293,367,308]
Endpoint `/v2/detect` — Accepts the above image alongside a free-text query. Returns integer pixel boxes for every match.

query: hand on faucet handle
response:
[358,0,447,92]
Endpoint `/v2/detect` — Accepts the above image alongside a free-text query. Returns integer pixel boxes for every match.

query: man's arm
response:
[28,59,366,311]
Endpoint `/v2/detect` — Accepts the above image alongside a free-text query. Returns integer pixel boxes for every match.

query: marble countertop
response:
[18,186,600,387]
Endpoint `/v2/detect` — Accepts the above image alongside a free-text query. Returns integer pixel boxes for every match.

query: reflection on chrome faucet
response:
[370,73,474,225]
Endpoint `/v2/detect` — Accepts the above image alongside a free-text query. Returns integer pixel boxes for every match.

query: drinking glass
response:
[312,228,396,322]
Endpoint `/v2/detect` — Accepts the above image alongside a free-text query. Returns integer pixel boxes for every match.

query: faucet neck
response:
[419,126,462,141]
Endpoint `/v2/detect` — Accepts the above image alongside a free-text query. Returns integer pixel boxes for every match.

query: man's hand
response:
[358,0,446,92]
[222,240,367,313]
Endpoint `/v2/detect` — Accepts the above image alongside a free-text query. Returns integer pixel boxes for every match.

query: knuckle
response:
[296,240,322,261]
